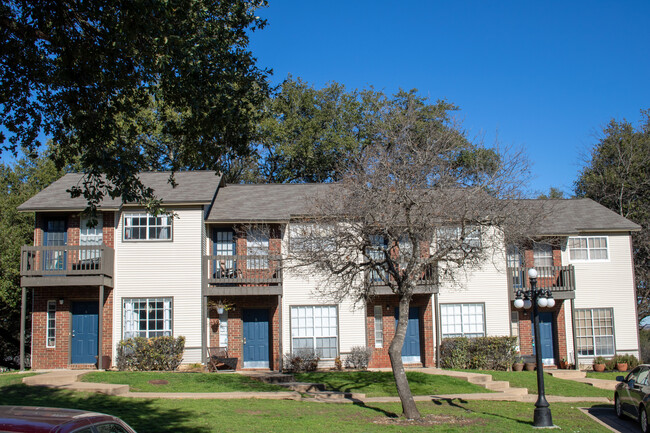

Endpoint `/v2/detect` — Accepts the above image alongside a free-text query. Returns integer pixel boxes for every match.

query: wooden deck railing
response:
[507,265,576,297]
[204,254,282,286]
[20,245,114,278]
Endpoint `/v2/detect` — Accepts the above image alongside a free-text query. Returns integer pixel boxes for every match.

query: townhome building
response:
[18,171,641,371]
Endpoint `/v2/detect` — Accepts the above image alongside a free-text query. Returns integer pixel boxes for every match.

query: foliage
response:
[0,151,63,368]
[288,92,533,419]
[1,0,269,210]
[116,336,185,371]
[641,329,650,362]
[282,350,320,373]
[575,110,650,324]
[440,337,518,371]
[537,187,566,199]
[344,346,373,370]
[593,356,607,365]
[616,353,639,369]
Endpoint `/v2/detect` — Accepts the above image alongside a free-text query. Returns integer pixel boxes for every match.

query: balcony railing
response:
[204,254,282,286]
[368,263,438,294]
[20,245,114,286]
[507,265,576,299]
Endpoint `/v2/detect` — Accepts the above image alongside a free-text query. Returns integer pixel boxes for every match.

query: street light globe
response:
[523,299,532,310]
[538,297,548,308]
[514,298,524,309]
[547,298,556,308]
[528,268,538,279]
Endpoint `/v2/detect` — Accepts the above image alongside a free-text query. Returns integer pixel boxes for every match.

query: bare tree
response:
[288,94,535,420]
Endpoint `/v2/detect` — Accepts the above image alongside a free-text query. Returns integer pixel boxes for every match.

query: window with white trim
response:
[290,223,336,253]
[291,306,338,359]
[575,308,615,356]
[367,234,387,282]
[436,226,481,251]
[46,300,56,348]
[123,298,172,339]
[247,228,269,269]
[124,213,171,241]
[533,243,553,277]
[374,305,384,348]
[441,303,485,339]
[568,236,609,261]
[218,311,228,347]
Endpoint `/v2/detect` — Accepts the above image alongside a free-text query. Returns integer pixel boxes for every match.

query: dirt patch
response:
[373,414,479,427]
[148,379,169,385]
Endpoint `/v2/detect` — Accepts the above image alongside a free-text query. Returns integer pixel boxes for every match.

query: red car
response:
[0,406,137,433]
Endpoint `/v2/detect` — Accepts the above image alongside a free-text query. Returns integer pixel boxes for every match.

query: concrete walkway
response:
[21,367,615,404]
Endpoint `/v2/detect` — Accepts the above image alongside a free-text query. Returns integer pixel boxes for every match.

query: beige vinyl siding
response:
[112,207,204,363]
[281,227,366,365]
[562,233,639,360]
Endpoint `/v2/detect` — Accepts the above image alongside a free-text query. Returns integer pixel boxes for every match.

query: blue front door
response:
[243,309,269,368]
[396,307,421,363]
[533,312,555,365]
[71,302,98,364]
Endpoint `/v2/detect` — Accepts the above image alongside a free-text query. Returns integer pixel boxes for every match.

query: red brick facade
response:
[207,295,281,370]
[366,294,435,368]
[30,211,115,369]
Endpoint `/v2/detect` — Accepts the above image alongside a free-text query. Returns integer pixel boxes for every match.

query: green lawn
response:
[294,371,492,397]
[81,371,287,393]
[462,370,614,398]
[0,372,36,387]
[0,378,615,432]
[586,371,628,380]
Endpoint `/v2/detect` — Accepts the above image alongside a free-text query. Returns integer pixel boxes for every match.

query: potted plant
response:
[558,357,568,369]
[513,356,524,371]
[593,356,607,372]
[614,355,628,372]
[208,299,233,315]
[524,361,536,371]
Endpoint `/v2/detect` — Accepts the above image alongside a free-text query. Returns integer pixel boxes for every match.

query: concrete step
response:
[23,372,85,386]
[546,370,587,380]
[281,382,325,393]
[574,377,618,391]
[484,380,511,391]
[503,387,529,396]
[245,373,296,384]
[307,390,365,400]
[60,382,130,396]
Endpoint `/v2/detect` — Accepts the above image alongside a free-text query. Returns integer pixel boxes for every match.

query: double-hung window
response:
[46,300,56,348]
[440,303,485,339]
[374,305,384,348]
[291,306,338,359]
[123,298,172,339]
[533,243,553,277]
[367,235,387,283]
[568,236,609,261]
[436,226,481,252]
[575,308,615,356]
[124,213,172,241]
[247,228,269,269]
[290,223,336,253]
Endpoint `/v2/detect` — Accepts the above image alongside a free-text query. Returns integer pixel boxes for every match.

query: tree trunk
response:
[388,293,421,420]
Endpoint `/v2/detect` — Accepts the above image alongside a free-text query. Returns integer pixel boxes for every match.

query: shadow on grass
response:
[0,384,209,433]
[432,398,534,427]
[351,401,399,418]
[299,371,449,396]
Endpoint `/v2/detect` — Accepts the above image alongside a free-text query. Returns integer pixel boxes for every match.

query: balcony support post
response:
[98,285,104,370]
[20,286,26,371]
[571,298,579,370]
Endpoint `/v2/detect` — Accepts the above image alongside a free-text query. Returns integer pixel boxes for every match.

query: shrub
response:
[440,336,518,371]
[593,356,607,365]
[345,346,373,370]
[283,350,320,372]
[618,354,639,369]
[116,336,185,371]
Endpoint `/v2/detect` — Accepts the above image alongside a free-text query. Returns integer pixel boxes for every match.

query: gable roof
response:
[206,183,335,222]
[521,198,641,235]
[18,171,222,211]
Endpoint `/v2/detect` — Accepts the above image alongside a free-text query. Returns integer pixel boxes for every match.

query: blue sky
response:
[249,0,650,196]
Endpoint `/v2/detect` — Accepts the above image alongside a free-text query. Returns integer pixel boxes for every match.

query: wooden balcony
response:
[203,254,283,296]
[368,264,439,295]
[507,265,576,300]
[20,245,114,288]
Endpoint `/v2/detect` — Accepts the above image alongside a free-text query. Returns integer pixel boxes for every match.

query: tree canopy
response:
[1,0,269,209]
[575,110,650,323]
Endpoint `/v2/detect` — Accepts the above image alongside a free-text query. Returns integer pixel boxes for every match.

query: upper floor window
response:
[290,223,336,253]
[124,213,172,241]
[436,226,481,251]
[247,228,269,269]
[533,243,553,267]
[568,236,609,261]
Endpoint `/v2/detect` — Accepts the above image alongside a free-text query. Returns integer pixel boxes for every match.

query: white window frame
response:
[123,212,172,241]
[568,236,609,262]
[289,223,336,253]
[436,226,481,251]
[247,228,269,269]
[440,303,486,339]
[123,298,173,339]
[218,311,228,348]
[46,300,56,348]
[575,308,615,357]
[290,305,338,359]
[374,305,384,348]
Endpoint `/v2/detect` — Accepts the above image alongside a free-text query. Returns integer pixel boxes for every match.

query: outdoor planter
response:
[558,359,569,369]
[616,362,628,372]
[593,363,606,372]
[513,363,524,372]
[524,362,536,371]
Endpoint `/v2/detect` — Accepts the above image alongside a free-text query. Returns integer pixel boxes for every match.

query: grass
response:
[0,372,36,387]
[462,370,614,398]
[294,371,492,397]
[0,377,616,432]
[585,371,628,380]
[80,371,288,393]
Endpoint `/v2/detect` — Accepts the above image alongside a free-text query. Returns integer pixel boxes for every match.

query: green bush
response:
[617,354,639,369]
[283,350,320,373]
[116,336,185,371]
[344,346,372,370]
[440,336,518,371]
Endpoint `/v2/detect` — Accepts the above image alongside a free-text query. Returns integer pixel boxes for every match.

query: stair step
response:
[247,373,296,384]
[484,380,510,391]
[308,390,365,400]
[281,382,325,393]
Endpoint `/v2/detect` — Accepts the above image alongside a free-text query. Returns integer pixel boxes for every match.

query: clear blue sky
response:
[249,0,650,196]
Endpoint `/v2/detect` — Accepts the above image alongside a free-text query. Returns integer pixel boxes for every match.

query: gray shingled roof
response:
[18,171,221,211]
[206,183,335,222]
[520,198,640,235]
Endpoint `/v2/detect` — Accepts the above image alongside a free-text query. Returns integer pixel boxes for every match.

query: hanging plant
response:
[208,299,233,315]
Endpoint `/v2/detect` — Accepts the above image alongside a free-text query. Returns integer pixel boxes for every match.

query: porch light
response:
[512,267,555,427]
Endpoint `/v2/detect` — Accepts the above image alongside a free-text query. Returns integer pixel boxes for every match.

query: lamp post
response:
[513,268,555,428]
